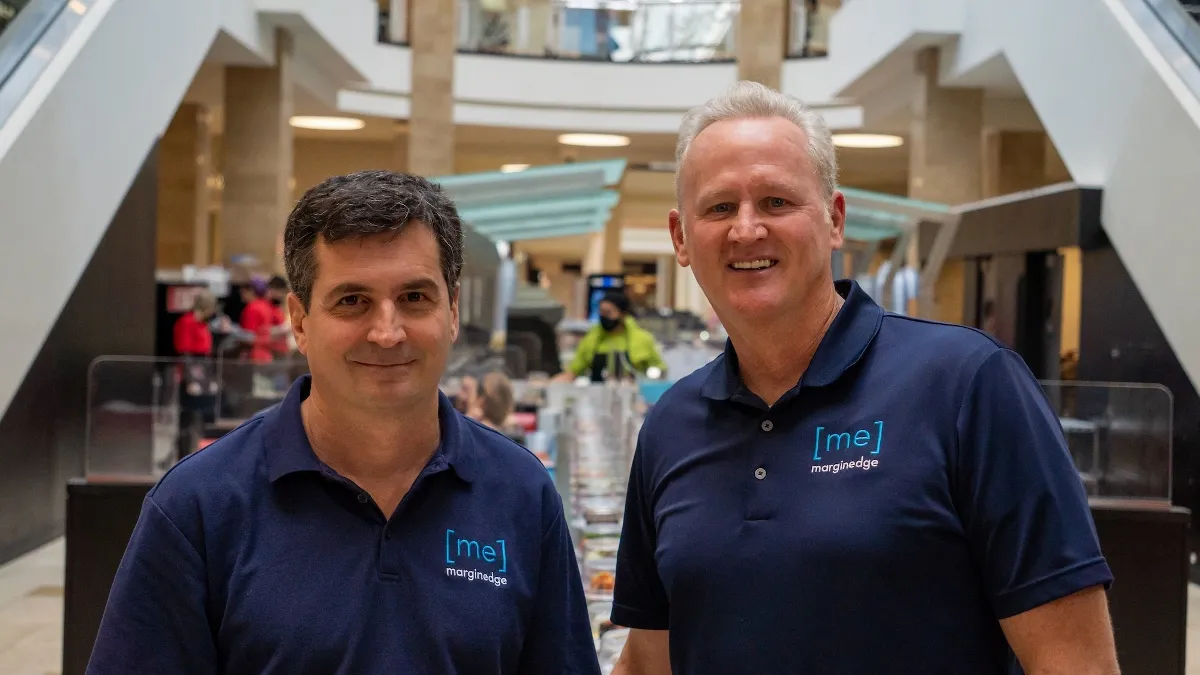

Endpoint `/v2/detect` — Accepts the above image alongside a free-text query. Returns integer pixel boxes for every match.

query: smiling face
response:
[288,222,459,414]
[670,116,845,325]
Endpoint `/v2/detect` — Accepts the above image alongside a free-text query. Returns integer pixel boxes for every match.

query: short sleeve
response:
[87,496,217,674]
[611,433,670,630]
[517,487,601,675]
[955,348,1113,619]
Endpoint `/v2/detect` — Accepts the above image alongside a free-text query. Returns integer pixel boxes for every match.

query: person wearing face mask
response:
[554,292,666,383]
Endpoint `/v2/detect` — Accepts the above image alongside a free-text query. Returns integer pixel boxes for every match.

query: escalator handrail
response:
[1141,0,1200,73]
[0,0,68,93]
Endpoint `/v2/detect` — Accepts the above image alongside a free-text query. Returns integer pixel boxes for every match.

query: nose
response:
[366,300,407,349]
[728,203,766,244]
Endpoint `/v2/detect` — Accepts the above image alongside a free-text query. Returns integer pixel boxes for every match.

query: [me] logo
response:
[811,421,884,475]
[445,529,509,588]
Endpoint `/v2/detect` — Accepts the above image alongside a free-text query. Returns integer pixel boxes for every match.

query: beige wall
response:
[738,0,787,89]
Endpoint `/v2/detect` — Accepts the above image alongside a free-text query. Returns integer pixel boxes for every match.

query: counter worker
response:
[87,171,601,675]
[173,289,219,459]
[238,276,276,364]
[609,82,1119,675]
[173,289,217,357]
[554,291,667,383]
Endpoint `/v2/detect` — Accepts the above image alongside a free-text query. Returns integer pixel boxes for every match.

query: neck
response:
[301,385,441,483]
[724,283,844,406]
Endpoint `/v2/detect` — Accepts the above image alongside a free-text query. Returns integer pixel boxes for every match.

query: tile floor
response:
[3,538,1200,674]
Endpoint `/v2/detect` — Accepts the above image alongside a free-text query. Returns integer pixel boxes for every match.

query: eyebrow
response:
[323,278,441,301]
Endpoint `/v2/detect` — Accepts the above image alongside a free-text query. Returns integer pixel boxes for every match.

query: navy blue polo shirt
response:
[89,376,600,675]
[612,280,1112,674]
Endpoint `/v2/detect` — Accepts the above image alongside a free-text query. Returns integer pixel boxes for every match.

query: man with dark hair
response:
[88,171,601,675]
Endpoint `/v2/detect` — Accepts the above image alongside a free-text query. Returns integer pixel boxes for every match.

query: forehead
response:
[680,117,815,200]
[311,221,444,290]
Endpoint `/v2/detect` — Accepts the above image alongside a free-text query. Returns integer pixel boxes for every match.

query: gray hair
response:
[675,81,839,206]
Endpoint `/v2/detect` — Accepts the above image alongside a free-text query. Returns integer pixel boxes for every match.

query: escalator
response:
[0,0,222,421]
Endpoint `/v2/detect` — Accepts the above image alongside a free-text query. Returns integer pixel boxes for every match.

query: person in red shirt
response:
[239,277,277,364]
[173,289,217,357]
[267,275,293,359]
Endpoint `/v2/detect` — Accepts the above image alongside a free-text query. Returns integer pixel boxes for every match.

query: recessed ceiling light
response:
[289,116,366,131]
[557,133,631,148]
[501,164,531,173]
[832,133,904,149]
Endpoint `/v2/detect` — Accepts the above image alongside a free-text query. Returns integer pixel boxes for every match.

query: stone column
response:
[737,0,787,89]
[157,103,213,268]
[221,30,294,272]
[514,0,551,56]
[909,47,984,324]
[408,0,457,177]
[983,130,1050,198]
[655,255,675,309]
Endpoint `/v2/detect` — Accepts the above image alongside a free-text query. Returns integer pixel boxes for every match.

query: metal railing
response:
[0,0,94,130]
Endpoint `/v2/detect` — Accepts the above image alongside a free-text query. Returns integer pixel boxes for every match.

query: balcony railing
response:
[381,0,738,63]
[786,0,839,58]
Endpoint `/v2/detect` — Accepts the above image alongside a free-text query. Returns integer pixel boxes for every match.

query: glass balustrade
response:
[380,0,738,63]
[787,0,839,58]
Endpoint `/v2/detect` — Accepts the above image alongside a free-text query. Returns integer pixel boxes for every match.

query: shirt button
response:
[754,467,767,480]
[357,493,369,504]
[761,420,774,432]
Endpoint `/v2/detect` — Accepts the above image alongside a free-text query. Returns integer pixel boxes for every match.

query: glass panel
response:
[1133,0,1200,100]
[1039,380,1174,502]
[452,0,738,63]
[85,356,310,481]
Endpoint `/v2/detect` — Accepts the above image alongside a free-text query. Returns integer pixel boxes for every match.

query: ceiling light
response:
[557,133,631,148]
[289,116,366,131]
[501,164,531,173]
[831,133,904,149]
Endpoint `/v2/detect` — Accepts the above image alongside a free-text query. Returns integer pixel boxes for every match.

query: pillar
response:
[983,131,1050,198]
[514,0,551,56]
[655,255,675,309]
[737,0,787,89]
[908,47,983,325]
[408,0,457,177]
[157,103,213,268]
[221,30,294,271]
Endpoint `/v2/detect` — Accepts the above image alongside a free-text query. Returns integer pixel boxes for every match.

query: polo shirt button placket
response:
[761,420,774,432]
[754,467,767,480]
[357,492,369,504]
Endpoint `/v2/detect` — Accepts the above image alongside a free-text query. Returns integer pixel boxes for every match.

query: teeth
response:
[731,259,774,270]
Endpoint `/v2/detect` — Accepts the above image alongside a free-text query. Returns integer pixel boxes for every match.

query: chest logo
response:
[445,529,509,587]
[811,421,883,474]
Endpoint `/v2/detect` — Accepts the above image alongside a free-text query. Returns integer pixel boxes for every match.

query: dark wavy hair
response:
[284,170,464,308]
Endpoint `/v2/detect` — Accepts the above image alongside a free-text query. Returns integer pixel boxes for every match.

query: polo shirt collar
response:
[700,279,884,401]
[262,374,476,483]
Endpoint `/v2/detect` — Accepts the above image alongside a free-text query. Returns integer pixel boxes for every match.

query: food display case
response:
[1041,380,1188,675]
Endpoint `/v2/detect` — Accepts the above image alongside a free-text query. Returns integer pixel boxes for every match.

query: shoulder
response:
[460,414,555,486]
[876,313,1005,375]
[639,355,720,433]
[147,411,268,523]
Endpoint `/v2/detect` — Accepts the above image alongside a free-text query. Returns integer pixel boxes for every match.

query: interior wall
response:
[0,145,159,564]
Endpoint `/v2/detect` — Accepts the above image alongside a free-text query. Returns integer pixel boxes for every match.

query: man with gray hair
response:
[609,81,1120,674]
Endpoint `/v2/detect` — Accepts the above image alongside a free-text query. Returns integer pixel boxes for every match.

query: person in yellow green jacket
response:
[555,292,667,383]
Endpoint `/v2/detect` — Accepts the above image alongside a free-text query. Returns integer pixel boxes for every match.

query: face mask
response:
[270,297,283,306]
[599,316,621,332]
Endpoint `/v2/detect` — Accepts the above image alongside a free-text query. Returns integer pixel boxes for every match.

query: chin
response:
[724,290,785,319]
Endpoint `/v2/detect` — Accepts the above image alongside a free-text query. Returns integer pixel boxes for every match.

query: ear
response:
[668,209,691,268]
[449,284,460,343]
[286,292,309,356]
[828,190,847,252]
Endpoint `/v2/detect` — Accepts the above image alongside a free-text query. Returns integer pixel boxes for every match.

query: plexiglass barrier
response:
[1040,380,1174,502]
[85,356,309,481]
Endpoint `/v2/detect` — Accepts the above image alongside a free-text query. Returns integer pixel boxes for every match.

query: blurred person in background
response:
[609,81,1118,675]
[172,289,221,460]
[238,276,276,363]
[468,371,525,443]
[173,289,217,357]
[554,291,667,383]
[88,170,599,675]
[267,274,295,358]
